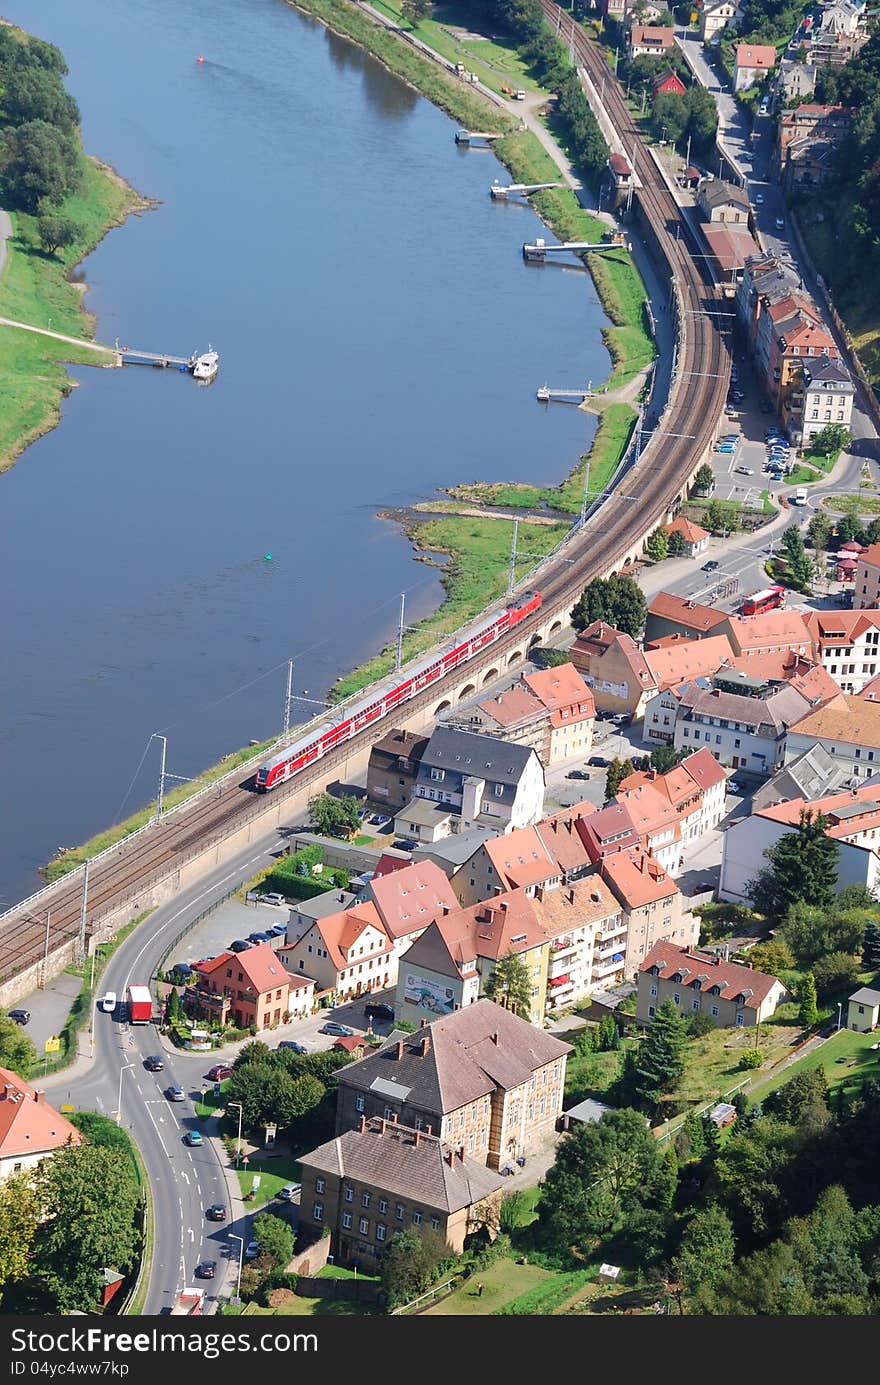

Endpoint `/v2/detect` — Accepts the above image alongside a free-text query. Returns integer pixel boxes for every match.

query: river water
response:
[0,0,610,903]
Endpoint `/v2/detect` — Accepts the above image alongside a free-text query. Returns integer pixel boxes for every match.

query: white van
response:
[792,488,808,506]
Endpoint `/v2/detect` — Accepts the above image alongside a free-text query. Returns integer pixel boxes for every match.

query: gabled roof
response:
[788,692,880,750]
[367,860,459,941]
[578,802,642,861]
[481,826,560,890]
[614,781,682,839]
[529,876,622,935]
[0,1068,84,1160]
[419,726,536,785]
[725,609,811,655]
[639,941,779,1010]
[857,543,880,572]
[427,891,550,966]
[643,633,734,691]
[753,782,880,839]
[631,25,675,46]
[309,903,391,970]
[665,515,710,544]
[535,804,596,875]
[476,683,543,730]
[370,728,429,760]
[803,608,880,648]
[735,43,777,68]
[196,942,293,995]
[602,849,680,909]
[701,179,751,211]
[647,592,730,633]
[523,663,595,722]
[571,623,654,686]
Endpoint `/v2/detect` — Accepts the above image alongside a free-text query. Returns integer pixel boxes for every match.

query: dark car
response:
[168,962,193,983]
[364,1001,395,1022]
[195,1260,216,1279]
[320,1021,355,1037]
[205,1204,227,1222]
[165,1084,185,1102]
[144,1054,165,1072]
[702,559,720,572]
[392,838,418,852]
[206,1064,232,1082]
[247,931,270,945]
[277,1040,308,1054]
[565,769,590,780]
[588,755,610,768]
[229,939,252,953]
[7,1009,30,1025]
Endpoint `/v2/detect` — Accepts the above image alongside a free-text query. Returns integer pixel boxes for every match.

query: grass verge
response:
[425,1258,555,1315]
[235,1155,303,1207]
[823,493,880,516]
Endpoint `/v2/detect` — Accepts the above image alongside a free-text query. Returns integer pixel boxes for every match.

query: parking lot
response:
[708,356,796,507]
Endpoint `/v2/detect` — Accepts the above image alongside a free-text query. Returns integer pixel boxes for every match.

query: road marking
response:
[141,1091,171,1158]
[179,1169,190,1185]
[188,1228,194,1242]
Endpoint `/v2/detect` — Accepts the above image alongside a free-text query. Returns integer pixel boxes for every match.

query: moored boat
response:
[192,348,219,382]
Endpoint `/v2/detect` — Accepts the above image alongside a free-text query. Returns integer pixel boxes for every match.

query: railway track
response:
[0,11,729,985]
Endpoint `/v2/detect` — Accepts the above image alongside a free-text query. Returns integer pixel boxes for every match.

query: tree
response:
[379,1226,451,1308]
[570,573,646,637]
[597,1012,619,1051]
[3,64,79,130]
[652,90,688,145]
[0,118,79,212]
[251,1212,294,1268]
[645,527,669,560]
[401,0,432,21]
[36,212,80,255]
[649,742,687,773]
[0,1014,37,1075]
[498,1190,530,1232]
[634,999,688,1111]
[605,756,634,800]
[234,1040,273,1068]
[484,950,533,1020]
[807,511,833,552]
[781,900,866,968]
[782,524,806,563]
[788,546,814,589]
[836,512,867,547]
[674,1205,736,1300]
[307,791,359,838]
[811,423,852,457]
[0,1171,40,1292]
[32,1143,140,1311]
[745,938,794,975]
[166,987,183,1025]
[748,810,839,919]
[692,462,714,496]
[812,951,860,1000]
[538,1108,667,1249]
[798,972,819,1028]
[667,528,687,557]
[683,83,719,150]
[862,920,880,969]
[703,499,731,535]
[687,1011,717,1038]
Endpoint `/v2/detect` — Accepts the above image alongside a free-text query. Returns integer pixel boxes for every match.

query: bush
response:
[256,1271,298,1306]
[687,1012,717,1038]
[738,1048,763,1070]
[812,951,861,1000]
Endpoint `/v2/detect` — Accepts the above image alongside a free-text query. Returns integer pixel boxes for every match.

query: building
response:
[285,887,360,945]
[278,903,395,1002]
[636,941,787,1026]
[649,673,813,776]
[653,69,687,98]
[393,798,455,845]
[733,43,777,90]
[366,729,429,812]
[467,663,595,766]
[771,308,838,410]
[532,876,629,1007]
[664,515,710,557]
[803,609,880,693]
[569,620,655,718]
[854,545,880,610]
[393,891,551,1025]
[359,859,459,961]
[600,849,698,976]
[700,0,736,41]
[720,782,880,901]
[750,742,846,813]
[560,1097,614,1132]
[334,1000,571,1170]
[297,1115,507,1269]
[604,152,634,212]
[778,56,817,104]
[644,593,731,644]
[629,25,675,57]
[847,987,880,1033]
[785,694,880,782]
[793,355,854,445]
[776,104,852,168]
[725,610,812,661]
[450,805,594,907]
[409,726,545,835]
[186,944,309,1032]
[698,180,751,226]
[0,1068,83,1180]
[618,747,728,850]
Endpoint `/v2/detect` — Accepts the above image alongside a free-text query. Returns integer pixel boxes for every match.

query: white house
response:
[410,726,545,835]
[785,694,880,780]
[0,1069,83,1181]
[802,609,880,694]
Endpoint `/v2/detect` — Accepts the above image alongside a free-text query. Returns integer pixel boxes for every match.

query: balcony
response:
[592,956,625,980]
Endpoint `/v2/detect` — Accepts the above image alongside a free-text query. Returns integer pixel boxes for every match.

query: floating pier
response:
[455,129,503,145]
[536,384,593,403]
[490,180,564,200]
[522,237,630,262]
[115,343,218,379]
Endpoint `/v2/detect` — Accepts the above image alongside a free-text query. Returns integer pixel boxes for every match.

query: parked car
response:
[734,466,754,475]
[165,1084,185,1102]
[265,924,288,938]
[588,755,610,767]
[207,1064,232,1081]
[205,1204,227,1222]
[364,1001,395,1022]
[369,813,392,826]
[565,768,590,780]
[99,991,117,1013]
[168,962,193,983]
[257,892,286,906]
[277,1183,302,1202]
[728,780,742,793]
[244,1241,261,1259]
[195,1260,216,1279]
[7,1008,30,1025]
[702,559,720,572]
[229,939,252,953]
[755,191,764,203]
[247,931,270,945]
[184,1130,203,1147]
[730,390,745,402]
[320,1021,355,1037]
[392,838,418,852]
[144,1054,165,1072]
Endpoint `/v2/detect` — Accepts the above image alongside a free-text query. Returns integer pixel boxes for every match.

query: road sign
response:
[252,1175,261,1190]
[60,1103,75,1114]
[44,1036,61,1054]
[241,1154,250,1166]
[214,1082,221,1097]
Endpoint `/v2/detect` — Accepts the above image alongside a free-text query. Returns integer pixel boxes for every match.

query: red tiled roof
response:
[647,592,730,632]
[601,849,679,909]
[856,543,880,572]
[735,43,777,68]
[639,941,779,1010]
[307,903,391,971]
[369,860,459,940]
[665,515,709,544]
[643,633,734,691]
[631,25,675,46]
[196,944,293,997]
[0,1068,84,1161]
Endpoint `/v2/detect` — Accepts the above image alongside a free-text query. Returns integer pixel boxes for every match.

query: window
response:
[649,984,657,997]
[431,1216,440,1230]
[313,1203,324,1221]
[412,1210,423,1225]
[315,1178,325,1194]
[648,1005,655,1017]
[396,1203,405,1221]
[430,767,445,781]
[711,1005,719,1017]
[376,1224,387,1242]
[342,1212,352,1229]
[692,999,700,1011]
[494,783,505,797]
[378,1198,388,1214]
[384,1106,394,1121]
[355,1093,365,1113]
[735,1014,745,1027]
[344,1186,353,1203]
[359,1217,370,1235]
[361,1191,371,1208]
[673,992,680,1005]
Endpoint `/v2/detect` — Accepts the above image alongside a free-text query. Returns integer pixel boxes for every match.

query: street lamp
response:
[116,1062,134,1126]
[228,1100,243,1167]
[228,1232,245,1303]
[837,1001,843,1032]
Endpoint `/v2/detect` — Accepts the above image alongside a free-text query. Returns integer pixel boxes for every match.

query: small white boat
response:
[192,348,219,382]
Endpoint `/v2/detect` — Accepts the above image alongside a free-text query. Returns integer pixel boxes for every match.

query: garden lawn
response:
[824,493,880,516]
[240,1295,369,1316]
[749,1026,880,1104]
[424,1258,556,1315]
[235,1155,302,1207]
[370,0,546,96]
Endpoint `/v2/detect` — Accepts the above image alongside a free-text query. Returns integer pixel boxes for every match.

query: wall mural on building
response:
[404,972,455,1015]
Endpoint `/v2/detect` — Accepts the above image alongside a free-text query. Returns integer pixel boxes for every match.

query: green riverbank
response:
[0,155,151,473]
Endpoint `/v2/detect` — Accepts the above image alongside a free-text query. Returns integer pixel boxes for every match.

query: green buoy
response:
[264,552,273,561]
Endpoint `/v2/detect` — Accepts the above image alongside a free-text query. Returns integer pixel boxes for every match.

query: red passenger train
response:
[255,590,543,791]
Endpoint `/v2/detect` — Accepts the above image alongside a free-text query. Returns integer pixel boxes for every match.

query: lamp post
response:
[228,1233,245,1303]
[228,1100,243,1167]
[837,1001,843,1032]
[116,1062,134,1126]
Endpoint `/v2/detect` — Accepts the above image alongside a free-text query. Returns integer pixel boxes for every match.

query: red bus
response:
[740,585,786,617]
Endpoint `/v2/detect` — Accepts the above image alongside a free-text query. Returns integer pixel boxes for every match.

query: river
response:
[0,0,611,904]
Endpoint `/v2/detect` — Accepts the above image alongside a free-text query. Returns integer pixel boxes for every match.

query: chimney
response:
[391,1112,399,1123]
[568,888,576,904]
[33,1090,45,1104]
[457,1145,465,1162]
[425,1123,432,1135]
[414,1130,420,1147]
[420,1034,431,1057]
[441,904,450,915]
[396,1040,404,1060]
[499,900,508,912]
[446,1148,455,1167]
[535,885,545,902]
[359,1115,366,1133]
[380,1118,387,1135]
[491,1031,499,1045]
[2,1084,13,1100]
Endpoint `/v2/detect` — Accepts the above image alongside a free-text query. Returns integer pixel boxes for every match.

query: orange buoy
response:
[197,55,204,64]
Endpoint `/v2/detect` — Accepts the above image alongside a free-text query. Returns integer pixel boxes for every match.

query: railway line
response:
[0,10,729,987]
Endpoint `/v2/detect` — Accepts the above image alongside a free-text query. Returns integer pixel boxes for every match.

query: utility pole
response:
[396,592,406,671]
[38,911,51,989]
[580,459,592,528]
[77,860,89,963]
[154,733,167,823]
[685,133,692,175]
[282,659,294,737]
[507,519,519,596]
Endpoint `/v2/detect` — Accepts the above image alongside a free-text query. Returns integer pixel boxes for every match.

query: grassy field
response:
[368,0,545,96]
[0,156,148,472]
[235,1154,302,1207]
[425,1257,556,1315]
[823,493,880,516]
[330,513,569,702]
[448,404,637,515]
[749,1026,880,1104]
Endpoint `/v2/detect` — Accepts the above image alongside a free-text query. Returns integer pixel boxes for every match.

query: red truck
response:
[171,1287,203,1315]
[126,984,153,1024]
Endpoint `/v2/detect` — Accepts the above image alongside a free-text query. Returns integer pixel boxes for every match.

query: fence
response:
[390,1277,458,1314]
